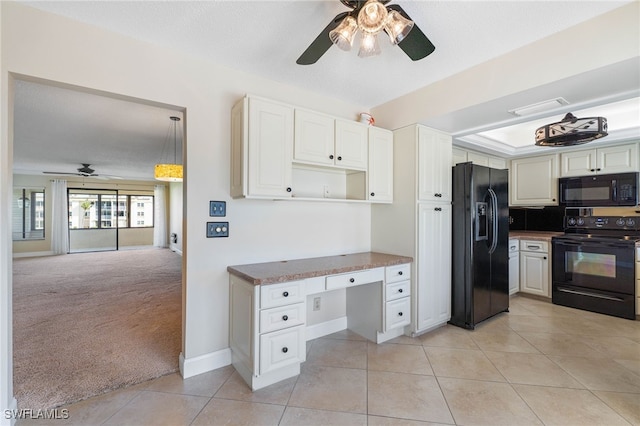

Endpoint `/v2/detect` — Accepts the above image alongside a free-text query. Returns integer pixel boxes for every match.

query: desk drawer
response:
[386,280,410,301]
[260,303,305,334]
[385,297,410,331]
[520,240,548,252]
[259,325,305,375]
[325,267,384,290]
[385,263,411,283]
[260,280,305,309]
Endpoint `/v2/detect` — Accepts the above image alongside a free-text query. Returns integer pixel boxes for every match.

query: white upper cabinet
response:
[452,147,467,166]
[231,96,293,198]
[560,143,639,177]
[418,127,452,201]
[367,127,393,203]
[335,119,369,170]
[293,109,335,166]
[510,154,558,206]
[451,147,507,170]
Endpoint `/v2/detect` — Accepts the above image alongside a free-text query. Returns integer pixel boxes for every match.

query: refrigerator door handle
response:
[487,188,498,254]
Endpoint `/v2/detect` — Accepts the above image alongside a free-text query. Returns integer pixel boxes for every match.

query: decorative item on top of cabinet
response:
[560,143,638,177]
[510,154,558,206]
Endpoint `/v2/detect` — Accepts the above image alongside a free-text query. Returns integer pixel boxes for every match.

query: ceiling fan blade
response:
[296,12,350,65]
[387,4,435,61]
[42,171,82,176]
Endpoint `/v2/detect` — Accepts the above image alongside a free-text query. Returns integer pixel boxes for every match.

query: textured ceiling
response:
[12,1,639,180]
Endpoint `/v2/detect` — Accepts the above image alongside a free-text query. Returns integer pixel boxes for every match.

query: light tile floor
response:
[17,295,640,425]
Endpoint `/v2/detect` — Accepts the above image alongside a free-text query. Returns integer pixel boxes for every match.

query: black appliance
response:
[558,172,638,207]
[450,163,509,329]
[552,215,639,320]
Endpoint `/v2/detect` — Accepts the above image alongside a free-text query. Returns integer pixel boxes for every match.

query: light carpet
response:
[12,248,182,410]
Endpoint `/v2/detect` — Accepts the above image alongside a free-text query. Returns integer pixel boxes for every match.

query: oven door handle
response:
[554,240,634,249]
[556,287,626,302]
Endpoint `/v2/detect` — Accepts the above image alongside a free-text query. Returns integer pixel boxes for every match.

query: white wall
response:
[0,2,371,402]
[169,182,183,254]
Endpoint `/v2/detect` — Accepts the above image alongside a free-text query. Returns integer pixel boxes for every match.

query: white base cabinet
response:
[519,240,550,297]
[508,239,519,295]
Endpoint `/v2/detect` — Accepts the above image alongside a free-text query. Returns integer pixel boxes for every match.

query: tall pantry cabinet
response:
[372,124,452,335]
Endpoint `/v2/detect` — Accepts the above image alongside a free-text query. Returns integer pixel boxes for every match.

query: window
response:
[12,187,45,240]
[68,190,153,229]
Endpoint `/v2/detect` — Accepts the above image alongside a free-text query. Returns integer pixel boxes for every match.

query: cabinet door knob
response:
[329,154,334,160]
[434,193,441,197]
[398,312,403,317]
[282,347,288,353]
[398,271,403,275]
[435,207,442,211]
[596,168,601,171]
[282,315,288,321]
[398,288,403,293]
[590,169,595,172]
[543,256,547,260]
[370,192,375,197]
[337,156,342,161]
[349,278,355,283]
[283,291,289,297]
[286,187,292,192]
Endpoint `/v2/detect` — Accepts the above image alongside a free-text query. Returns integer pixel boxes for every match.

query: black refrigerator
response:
[450,162,509,329]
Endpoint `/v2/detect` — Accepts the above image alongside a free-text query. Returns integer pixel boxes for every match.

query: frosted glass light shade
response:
[154,163,183,182]
[358,0,388,33]
[329,15,358,51]
[385,10,414,44]
[358,32,381,57]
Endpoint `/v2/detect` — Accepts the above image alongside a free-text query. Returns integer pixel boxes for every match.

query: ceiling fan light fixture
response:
[358,31,381,57]
[329,15,358,51]
[155,116,183,182]
[385,10,414,44]
[535,112,608,147]
[358,0,388,33]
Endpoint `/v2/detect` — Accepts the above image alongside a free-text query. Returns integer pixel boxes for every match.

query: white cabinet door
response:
[488,156,508,170]
[510,154,558,206]
[248,97,293,197]
[560,149,595,177]
[467,151,489,166]
[418,127,452,202]
[416,202,452,332]
[368,127,393,202]
[293,109,334,166]
[509,253,519,295]
[335,119,368,170]
[597,144,638,174]
[452,147,467,166]
[520,251,549,297]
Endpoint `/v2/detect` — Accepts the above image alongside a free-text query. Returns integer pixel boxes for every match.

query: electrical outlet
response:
[313,296,321,311]
[207,222,229,238]
[209,201,226,217]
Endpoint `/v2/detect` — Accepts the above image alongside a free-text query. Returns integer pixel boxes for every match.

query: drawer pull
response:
[398,288,403,293]
[282,347,288,353]
[398,312,403,317]
[282,315,288,321]
[349,278,355,283]
[283,291,289,297]
[527,245,541,250]
[398,271,403,276]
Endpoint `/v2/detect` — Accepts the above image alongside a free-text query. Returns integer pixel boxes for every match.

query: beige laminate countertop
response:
[227,251,413,285]
[509,231,564,241]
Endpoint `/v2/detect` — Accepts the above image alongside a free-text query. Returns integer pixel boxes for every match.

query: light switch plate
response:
[209,201,226,217]
[207,222,229,238]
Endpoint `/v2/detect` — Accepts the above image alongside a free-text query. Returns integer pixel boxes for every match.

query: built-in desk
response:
[227,252,413,390]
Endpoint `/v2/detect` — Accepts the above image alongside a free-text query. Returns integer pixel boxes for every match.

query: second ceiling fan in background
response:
[297,0,435,65]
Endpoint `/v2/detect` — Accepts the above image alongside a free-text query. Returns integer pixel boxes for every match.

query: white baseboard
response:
[12,251,54,259]
[305,316,347,341]
[179,348,231,379]
[1,397,18,426]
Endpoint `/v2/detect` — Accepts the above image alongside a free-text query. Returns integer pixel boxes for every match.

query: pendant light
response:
[154,116,183,182]
[535,112,608,147]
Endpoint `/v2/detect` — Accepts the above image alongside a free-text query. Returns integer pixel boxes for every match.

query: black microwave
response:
[558,172,639,207]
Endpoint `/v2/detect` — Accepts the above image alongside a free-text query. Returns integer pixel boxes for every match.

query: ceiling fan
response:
[297,0,435,65]
[43,164,122,180]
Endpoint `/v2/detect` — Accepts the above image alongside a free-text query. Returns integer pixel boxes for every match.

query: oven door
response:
[552,236,635,294]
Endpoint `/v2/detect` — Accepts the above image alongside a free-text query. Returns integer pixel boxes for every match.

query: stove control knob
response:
[566,217,576,226]
[577,218,585,226]
[626,218,636,226]
[616,218,626,226]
